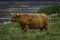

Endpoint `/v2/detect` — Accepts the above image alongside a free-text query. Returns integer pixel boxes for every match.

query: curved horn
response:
[17,13,20,15]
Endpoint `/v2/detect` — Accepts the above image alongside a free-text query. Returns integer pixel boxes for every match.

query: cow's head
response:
[11,12,20,22]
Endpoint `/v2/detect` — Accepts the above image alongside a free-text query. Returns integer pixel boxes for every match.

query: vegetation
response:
[0,16,60,40]
[0,3,60,40]
[37,4,60,15]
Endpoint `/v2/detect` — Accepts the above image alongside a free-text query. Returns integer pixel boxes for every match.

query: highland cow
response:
[11,13,48,32]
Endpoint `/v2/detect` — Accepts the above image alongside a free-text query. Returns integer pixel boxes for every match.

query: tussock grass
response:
[0,20,60,40]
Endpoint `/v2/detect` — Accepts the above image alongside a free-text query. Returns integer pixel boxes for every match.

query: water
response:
[0,18,11,23]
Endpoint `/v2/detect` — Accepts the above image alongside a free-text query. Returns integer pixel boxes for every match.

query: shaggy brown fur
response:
[11,13,48,32]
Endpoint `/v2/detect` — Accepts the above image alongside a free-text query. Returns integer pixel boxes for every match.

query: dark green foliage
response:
[37,4,60,15]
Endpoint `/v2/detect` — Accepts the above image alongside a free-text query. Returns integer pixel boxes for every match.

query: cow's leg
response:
[21,27,27,33]
[21,26,27,33]
[39,24,44,31]
[44,23,48,31]
[23,28,27,33]
[20,23,28,33]
[40,27,43,31]
[22,25,29,33]
[44,26,47,31]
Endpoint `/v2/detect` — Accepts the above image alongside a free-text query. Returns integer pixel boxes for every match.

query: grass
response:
[0,19,60,40]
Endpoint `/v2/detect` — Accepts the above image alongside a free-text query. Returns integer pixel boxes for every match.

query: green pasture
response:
[0,17,60,40]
